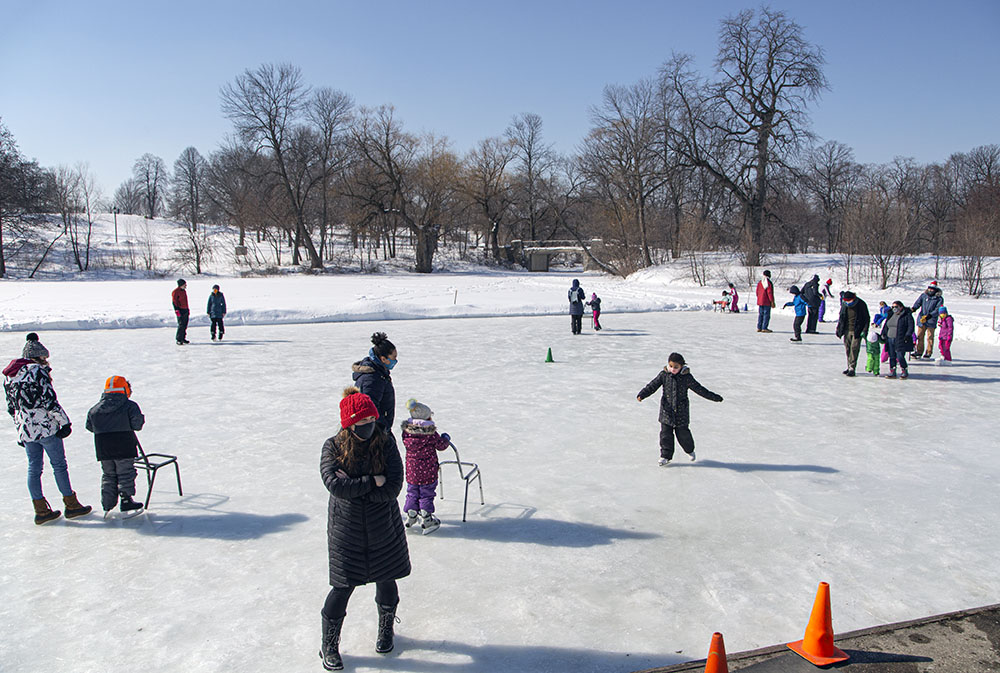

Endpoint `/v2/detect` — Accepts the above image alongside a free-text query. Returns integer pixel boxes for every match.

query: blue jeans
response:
[757,305,771,330]
[24,435,74,500]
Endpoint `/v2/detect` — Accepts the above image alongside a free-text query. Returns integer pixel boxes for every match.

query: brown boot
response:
[63,492,93,519]
[33,498,62,525]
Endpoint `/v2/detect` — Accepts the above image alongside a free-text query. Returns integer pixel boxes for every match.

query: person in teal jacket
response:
[207,285,227,341]
[783,285,808,342]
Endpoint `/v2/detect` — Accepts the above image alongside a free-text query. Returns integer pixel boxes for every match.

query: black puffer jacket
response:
[637,365,723,428]
[801,276,821,308]
[85,393,145,460]
[881,308,916,353]
[321,427,410,588]
[835,298,871,339]
[352,356,395,431]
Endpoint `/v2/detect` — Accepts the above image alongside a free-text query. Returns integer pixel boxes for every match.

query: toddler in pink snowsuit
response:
[937,307,954,361]
[400,399,450,534]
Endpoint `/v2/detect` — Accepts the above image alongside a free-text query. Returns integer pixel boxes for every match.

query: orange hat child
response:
[104,375,132,397]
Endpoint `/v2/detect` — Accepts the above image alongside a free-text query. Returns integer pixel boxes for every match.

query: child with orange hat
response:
[86,376,146,516]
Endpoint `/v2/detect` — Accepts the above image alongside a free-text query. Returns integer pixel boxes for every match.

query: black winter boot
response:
[320,614,345,670]
[120,494,143,513]
[32,498,61,525]
[375,602,399,654]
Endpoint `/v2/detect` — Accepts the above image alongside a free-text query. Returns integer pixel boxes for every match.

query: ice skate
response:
[419,510,440,535]
[119,494,144,518]
[404,509,418,528]
[658,457,671,467]
[689,452,697,462]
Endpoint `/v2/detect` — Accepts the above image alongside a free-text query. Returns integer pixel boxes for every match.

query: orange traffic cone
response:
[786,581,850,665]
[704,632,729,673]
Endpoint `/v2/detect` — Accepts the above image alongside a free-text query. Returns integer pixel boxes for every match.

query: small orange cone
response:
[704,632,729,673]
[786,581,850,665]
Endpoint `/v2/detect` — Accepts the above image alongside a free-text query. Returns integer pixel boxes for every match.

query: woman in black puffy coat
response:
[351,332,397,432]
[318,387,410,670]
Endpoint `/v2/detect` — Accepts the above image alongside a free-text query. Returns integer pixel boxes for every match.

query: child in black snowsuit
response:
[85,376,145,515]
[637,352,723,466]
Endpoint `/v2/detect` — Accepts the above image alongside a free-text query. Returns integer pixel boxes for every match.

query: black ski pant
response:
[210,318,225,338]
[659,423,695,460]
[101,458,137,511]
[322,581,399,620]
[792,315,805,340]
[570,314,582,334]
[806,306,819,333]
[175,309,190,343]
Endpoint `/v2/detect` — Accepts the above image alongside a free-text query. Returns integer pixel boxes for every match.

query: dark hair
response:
[334,426,386,475]
[177,278,186,286]
[763,270,771,277]
[843,291,856,300]
[26,332,39,342]
[668,352,685,366]
[371,332,396,359]
[728,282,735,288]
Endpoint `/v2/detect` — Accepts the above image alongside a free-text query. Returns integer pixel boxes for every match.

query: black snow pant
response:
[210,318,225,339]
[101,458,138,511]
[792,315,805,340]
[175,309,190,343]
[322,581,399,620]
[571,314,582,334]
[806,306,819,333]
[659,423,695,460]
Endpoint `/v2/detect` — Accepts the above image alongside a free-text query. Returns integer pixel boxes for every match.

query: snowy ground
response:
[1,306,999,673]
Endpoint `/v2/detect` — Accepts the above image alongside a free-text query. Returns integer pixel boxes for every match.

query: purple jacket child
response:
[937,308,954,361]
[399,399,450,532]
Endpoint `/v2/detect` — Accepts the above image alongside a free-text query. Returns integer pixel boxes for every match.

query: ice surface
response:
[1,308,998,673]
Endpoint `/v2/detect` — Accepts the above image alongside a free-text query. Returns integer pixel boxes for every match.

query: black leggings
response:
[322,581,398,619]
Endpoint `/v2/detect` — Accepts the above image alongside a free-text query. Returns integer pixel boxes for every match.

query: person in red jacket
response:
[755,270,776,332]
[171,279,190,345]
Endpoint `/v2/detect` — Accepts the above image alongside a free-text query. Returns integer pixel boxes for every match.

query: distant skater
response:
[784,286,808,342]
[586,293,602,330]
[637,352,723,466]
[727,283,740,313]
[801,275,821,333]
[172,279,190,345]
[819,279,834,322]
[937,307,954,362]
[568,279,585,334]
[207,284,227,341]
[756,270,775,332]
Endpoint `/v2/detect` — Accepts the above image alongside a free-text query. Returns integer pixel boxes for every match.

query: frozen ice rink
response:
[2,310,998,672]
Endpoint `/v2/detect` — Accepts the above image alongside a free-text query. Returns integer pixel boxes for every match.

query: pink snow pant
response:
[881,344,889,363]
[405,482,437,514]
[939,336,952,361]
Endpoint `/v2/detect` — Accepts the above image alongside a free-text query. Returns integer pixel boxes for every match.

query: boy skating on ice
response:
[207,284,227,341]
[85,376,145,516]
[399,399,450,534]
[783,286,808,341]
[637,352,723,466]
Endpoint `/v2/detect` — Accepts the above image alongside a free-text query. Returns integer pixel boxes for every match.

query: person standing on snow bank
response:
[86,376,145,516]
[4,333,92,524]
[400,399,450,534]
[911,282,944,359]
[352,332,398,433]
[319,387,410,670]
[835,291,870,377]
[568,279,585,334]
[784,285,808,341]
[207,284,227,341]
[172,279,190,345]
[881,301,915,379]
[637,352,723,466]
[756,270,776,332]
[586,292,602,330]
[801,274,822,333]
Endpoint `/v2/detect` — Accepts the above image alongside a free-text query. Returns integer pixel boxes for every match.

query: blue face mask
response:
[385,357,397,370]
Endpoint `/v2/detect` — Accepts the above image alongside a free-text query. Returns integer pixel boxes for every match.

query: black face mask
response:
[351,422,375,440]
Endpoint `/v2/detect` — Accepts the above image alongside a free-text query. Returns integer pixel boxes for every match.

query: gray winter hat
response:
[406,398,433,420]
[22,333,49,360]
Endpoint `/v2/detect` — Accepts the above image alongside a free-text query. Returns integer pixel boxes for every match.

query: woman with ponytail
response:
[351,332,398,432]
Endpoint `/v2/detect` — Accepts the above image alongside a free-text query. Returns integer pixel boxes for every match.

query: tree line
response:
[2,7,997,292]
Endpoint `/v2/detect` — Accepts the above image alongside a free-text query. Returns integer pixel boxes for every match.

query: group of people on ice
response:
[567,279,602,333]
[171,278,228,344]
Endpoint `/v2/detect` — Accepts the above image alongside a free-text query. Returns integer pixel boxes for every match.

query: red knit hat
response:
[340,387,379,428]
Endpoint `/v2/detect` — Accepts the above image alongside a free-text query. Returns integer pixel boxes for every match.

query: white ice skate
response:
[419,510,440,535]
[658,458,671,467]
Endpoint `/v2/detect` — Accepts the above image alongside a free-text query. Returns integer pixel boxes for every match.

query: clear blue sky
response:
[2,0,997,195]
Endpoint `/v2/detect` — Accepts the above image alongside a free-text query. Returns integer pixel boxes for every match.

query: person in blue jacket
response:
[783,285,808,342]
[207,284,227,341]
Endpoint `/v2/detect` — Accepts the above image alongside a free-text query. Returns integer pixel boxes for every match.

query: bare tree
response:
[170,147,208,231]
[220,62,324,268]
[307,87,354,261]
[459,136,517,262]
[581,79,664,268]
[800,141,860,253]
[132,153,169,218]
[114,177,144,215]
[660,8,827,266]
[507,113,555,242]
